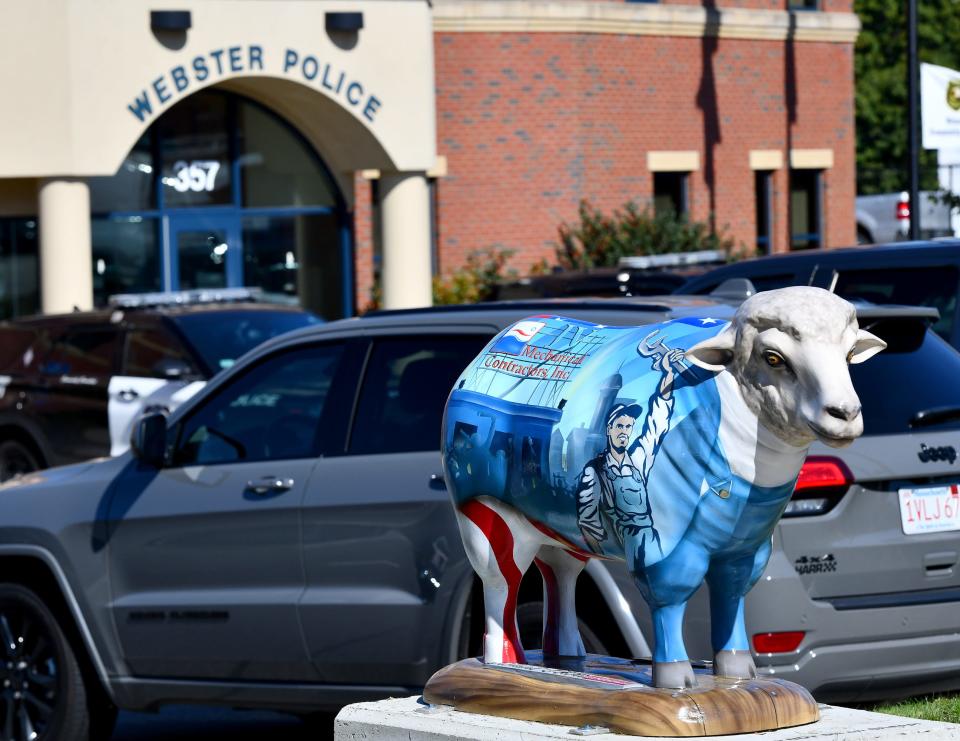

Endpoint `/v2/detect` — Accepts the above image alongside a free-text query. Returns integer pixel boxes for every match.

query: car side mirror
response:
[130,413,168,468]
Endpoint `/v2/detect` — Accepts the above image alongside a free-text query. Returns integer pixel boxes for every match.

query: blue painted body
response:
[443,314,800,663]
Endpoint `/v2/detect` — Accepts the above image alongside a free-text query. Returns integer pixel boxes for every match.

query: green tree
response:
[855,0,960,193]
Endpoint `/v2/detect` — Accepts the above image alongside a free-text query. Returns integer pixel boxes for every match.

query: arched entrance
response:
[88,89,351,320]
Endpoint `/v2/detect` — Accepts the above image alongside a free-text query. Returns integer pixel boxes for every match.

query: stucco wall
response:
[0,0,436,179]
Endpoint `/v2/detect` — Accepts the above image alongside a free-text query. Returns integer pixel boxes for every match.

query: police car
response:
[0,289,318,480]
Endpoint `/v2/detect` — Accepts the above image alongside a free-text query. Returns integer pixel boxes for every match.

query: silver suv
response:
[0,297,957,740]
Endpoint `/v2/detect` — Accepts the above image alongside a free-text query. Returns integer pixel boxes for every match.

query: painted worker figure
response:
[576,348,684,566]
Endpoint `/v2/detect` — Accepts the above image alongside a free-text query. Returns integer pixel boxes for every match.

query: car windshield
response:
[852,318,960,436]
[174,310,320,374]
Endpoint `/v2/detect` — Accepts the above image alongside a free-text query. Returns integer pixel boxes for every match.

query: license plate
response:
[898,484,960,535]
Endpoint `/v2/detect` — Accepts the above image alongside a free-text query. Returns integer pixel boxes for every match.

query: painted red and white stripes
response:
[457,496,589,664]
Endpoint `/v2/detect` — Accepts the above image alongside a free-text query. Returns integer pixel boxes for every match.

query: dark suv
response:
[677,240,960,349]
[0,296,958,740]
[0,292,318,480]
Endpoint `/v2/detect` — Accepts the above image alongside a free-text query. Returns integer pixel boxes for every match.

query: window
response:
[654,172,688,216]
[790,170,821,250]
[86,90,350,318]
[755,171,774,254]
[850,320,960,436]
[173,310,320,375]
[123,327,198,379]
[788,0,818,8]
[348,336,490,455]
[91,216,162,300]
[0,218,39,320]
[834,266,959,341]
[0,328,38,373]
[41,327,120,377]
[174,344,343,466]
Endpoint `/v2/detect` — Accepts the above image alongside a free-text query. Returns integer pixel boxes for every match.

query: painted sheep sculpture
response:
[442,287,885,689]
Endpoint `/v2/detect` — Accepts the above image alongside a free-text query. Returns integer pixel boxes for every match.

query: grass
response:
[869,693,960,724]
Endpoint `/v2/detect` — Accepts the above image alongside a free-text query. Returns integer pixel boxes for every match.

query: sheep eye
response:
[764,351,785,368]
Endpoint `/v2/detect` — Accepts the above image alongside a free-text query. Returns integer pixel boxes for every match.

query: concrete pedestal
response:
[335,695,960,740]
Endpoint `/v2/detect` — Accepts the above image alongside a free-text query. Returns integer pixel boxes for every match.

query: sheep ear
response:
[685,327,735,371]
[848,329,886,364]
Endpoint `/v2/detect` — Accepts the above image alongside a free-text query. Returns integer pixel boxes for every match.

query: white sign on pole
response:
[921,62,960,150]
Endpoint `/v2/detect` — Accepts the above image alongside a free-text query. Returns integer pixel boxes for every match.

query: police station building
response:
[0,0,859,320]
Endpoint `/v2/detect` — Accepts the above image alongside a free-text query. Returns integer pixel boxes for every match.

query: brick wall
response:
[433,30,855,274]
[353,172,376,311]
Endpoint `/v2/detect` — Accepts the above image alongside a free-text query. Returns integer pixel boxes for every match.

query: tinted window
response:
[124,327,199,379]
[175,344,343,466]
[750,273,799,293]
[173,310,321,374]
[348,336,489,455]
[852,320,960,436]
[834,267,959,341]
[0,327,37,373]
[41,327,119,377]
[685,272,797,296]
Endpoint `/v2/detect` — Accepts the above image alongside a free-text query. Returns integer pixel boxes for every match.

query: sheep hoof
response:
[714,650,757,679]
[652,660,698,689]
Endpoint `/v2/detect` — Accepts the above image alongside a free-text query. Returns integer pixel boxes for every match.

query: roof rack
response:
[618,250,726,270]
[108,287,263,309]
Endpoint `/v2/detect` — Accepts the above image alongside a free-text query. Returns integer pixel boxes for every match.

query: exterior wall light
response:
[150,11,192,31]
[325,12,364,32]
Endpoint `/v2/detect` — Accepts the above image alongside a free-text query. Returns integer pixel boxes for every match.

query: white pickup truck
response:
[856,190,954,244]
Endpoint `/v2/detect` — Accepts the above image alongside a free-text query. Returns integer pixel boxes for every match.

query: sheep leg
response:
[456,497,541,664]
[534,546,588,658]
[706,543,772,679]
[631,533,706,689]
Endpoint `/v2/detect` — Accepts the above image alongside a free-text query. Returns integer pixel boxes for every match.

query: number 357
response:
[169,160,221,193]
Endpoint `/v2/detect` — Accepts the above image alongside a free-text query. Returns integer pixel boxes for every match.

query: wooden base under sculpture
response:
[423,651,819,737]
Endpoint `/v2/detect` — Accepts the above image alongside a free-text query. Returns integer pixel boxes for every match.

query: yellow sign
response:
[947,79,960,111]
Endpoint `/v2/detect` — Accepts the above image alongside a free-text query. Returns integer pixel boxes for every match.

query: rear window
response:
[852,318,960,436]
[833,266,959,341]
[0,327,37,373]
[347,335,490,455]
[684,272,798,295]
[41,326,119,377]
[173,310,321,374]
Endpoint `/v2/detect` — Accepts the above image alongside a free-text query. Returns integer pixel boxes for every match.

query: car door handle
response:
[117,389,140,402]
[245,476,295,495]
[429,473,447,491]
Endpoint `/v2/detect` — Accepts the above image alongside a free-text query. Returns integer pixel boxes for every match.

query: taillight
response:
[753,631,805,654]
[896,192,910,222]
[783,456,853,517]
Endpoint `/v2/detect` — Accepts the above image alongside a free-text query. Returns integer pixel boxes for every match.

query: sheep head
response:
[684,287,886,448]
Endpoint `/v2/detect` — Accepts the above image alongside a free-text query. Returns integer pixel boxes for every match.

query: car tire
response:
[516,601,609,656]
[0,583,90,741]
[0,440,40,483]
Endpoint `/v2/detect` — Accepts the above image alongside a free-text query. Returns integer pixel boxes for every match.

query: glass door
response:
[167,213,242,291]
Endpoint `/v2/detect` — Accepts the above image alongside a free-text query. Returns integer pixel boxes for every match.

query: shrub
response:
[433,246,516,305]
[556,200,740,270]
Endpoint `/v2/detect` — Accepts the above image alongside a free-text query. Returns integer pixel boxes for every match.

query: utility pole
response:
[907,0,921,240]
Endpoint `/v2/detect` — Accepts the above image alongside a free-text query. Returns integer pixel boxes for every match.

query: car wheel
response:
[0,441,40,483]
[0,584,90,741]
[516,601,609,656]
